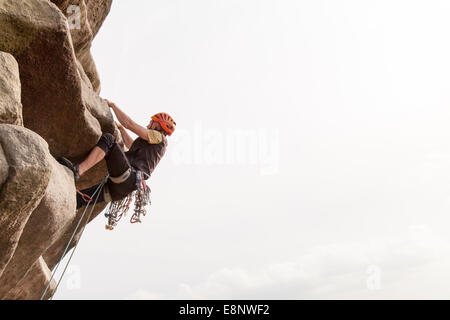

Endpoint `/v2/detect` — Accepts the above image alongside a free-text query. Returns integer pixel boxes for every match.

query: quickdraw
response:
[76,189,92,203]
[131,171,150,224]
[105,171,151,230]
[104,193,133,230]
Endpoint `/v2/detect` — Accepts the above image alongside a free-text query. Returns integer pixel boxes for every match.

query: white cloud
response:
[132,225,450,299]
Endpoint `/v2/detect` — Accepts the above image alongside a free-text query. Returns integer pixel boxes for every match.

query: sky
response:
[56,0,450,299]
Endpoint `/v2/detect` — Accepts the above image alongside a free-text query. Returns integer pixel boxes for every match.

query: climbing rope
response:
[40,175,109,300]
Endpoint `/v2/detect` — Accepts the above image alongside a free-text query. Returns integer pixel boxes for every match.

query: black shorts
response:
[76,133,137,209]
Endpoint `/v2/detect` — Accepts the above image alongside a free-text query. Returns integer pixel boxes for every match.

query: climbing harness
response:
[40,175,109,300]
[109,167,131,184]
[105,171,151,230]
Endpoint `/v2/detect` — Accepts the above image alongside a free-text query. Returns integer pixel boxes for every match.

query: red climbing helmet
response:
[151,112,176,136]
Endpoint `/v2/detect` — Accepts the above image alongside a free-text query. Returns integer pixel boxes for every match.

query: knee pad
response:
[97,133,116,153]
[101,133,116,145]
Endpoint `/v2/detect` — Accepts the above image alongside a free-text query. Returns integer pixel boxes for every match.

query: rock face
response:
[0,125,53,279]
[50,0,113,93]
[0,0,115,159]
[0,52,22,125]
[3,257,56,300]
[0,0,117,299]
[44,201,108,270]
[0,156,77,298]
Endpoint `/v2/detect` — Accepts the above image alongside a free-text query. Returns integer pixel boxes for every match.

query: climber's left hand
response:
[105,99,116,109]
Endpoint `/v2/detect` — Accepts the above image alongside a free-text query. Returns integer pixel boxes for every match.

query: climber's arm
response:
[116,122,134,149]
[106,99,150,142]
[125,121,149,142]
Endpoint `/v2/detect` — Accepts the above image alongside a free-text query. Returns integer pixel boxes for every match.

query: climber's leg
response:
[59,133,129,180]
[59,139,108,180]
[57,157,80,181]
[100,134,132,178]
[70,133,133,208]
[77,133,134,205]
[78,133,130,177]
[102,137,136,202]
[78,146,105,176]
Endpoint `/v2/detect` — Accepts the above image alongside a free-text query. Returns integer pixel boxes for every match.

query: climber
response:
[58,99,176,209]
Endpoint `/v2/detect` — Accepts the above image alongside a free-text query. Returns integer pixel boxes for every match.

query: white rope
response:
[40,175,109,300]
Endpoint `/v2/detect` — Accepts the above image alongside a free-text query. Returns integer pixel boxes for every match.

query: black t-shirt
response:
[125,134,168,179]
